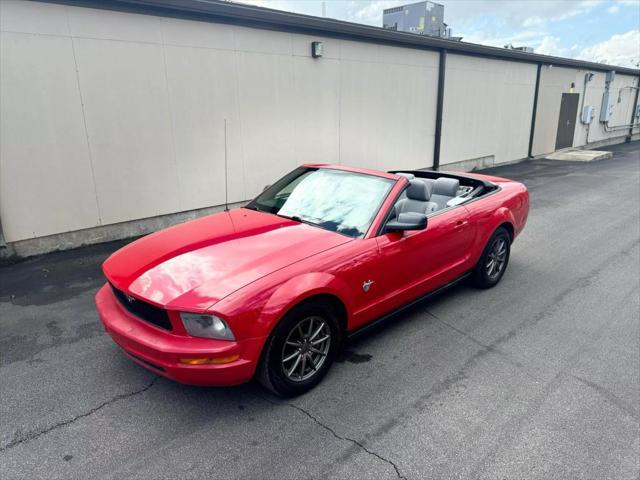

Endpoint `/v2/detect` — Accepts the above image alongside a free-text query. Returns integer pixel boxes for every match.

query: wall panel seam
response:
[337,64,342,165]
[65,7,102,225]
[231,25,247,200]
[159,19,184,212]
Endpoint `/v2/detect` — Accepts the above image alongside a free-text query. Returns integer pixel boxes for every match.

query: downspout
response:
[0,217,6,248]
[628,76,640,141]
[433,48,446,170]
[579,72,593,117]
[602,78,640,132]
[581,72,594,145]
[527,63,542,158]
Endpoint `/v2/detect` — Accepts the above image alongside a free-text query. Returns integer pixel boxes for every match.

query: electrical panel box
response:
[599,91,613,122]
[581,105,594,124]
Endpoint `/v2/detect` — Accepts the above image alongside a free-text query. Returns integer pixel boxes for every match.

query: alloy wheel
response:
[281,316,331,382]
[486,236,507,279]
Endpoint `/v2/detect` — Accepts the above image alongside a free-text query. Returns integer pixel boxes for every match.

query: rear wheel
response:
[472,227,511,288]
[258,300,341,397]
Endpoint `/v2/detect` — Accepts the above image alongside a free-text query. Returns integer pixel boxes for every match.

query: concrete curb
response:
[545,149,613,162]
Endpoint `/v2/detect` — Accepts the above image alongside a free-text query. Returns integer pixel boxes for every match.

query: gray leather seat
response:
[430,177,460,210]
[420,178,436,191]
[395,179,437,216]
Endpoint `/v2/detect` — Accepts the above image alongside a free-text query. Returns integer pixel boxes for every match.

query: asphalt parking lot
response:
[1,141,639,480]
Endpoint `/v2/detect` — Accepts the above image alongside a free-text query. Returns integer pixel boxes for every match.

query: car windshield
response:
[246,167,394,238]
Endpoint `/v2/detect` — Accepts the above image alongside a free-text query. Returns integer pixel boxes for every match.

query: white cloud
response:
[462,29,639,68]
[436,1,609,52]
[346,0,403,25]
[342,0,607,28]
[535,36,566,56]
[576,30,640,66]
[474,34,577,59]
[519,0,604,27]
[461,30,549,49]
[440,0,604,29]
[232,0,628,34]
[230,0,639,68]
[231,0,324,17]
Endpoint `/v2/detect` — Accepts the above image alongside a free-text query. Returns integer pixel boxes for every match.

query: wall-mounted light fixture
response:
[311,41,324,58]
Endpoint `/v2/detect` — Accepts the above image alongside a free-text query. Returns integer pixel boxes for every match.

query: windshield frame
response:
[245,166,398,239]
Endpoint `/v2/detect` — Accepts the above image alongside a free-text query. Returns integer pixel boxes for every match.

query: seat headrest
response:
[406,179,432,201]
[433,177,460,197]
[396,172,415,180]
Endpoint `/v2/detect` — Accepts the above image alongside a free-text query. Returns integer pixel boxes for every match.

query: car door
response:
[373,205,475,314]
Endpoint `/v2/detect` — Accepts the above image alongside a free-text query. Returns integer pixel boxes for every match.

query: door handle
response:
[454,220,469,229]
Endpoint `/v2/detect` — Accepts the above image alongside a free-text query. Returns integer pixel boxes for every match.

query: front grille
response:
[110,284,173,331]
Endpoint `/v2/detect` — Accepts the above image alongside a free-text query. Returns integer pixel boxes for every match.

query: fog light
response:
[179,358,210,365]
[210,354,240,364]
[179,354,240,365]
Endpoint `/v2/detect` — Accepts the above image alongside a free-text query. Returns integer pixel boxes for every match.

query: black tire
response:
[258,299,342,397]
[472,227,511,289]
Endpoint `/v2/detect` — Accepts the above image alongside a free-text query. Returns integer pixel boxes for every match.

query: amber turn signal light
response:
[179,354,240,365]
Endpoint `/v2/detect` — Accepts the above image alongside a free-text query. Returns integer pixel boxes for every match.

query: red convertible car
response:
[96,165,528,396]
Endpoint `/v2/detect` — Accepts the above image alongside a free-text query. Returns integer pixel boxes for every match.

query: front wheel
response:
[258,300,341,397]
[472,227,511,288]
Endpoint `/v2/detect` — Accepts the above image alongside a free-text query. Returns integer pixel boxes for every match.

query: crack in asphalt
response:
[466,290,639,478]
[429,236,640,371]
[260,394,406,479]
[571,375,640,421]
[424,309,541,383]
[411,240,639,411]
[286,402,408,480]
[0,376,159,452]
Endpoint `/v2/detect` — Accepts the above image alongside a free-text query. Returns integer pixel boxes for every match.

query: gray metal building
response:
[1,0,638,258]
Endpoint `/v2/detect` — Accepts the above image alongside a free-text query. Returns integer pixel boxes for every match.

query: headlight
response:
[179,313,236,340]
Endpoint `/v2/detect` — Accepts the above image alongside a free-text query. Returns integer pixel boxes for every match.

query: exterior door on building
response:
[555,93,580,150]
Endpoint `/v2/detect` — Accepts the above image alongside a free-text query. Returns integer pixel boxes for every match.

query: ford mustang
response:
[96,165,529,396]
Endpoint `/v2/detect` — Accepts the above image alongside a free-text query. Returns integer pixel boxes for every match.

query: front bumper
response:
[95,284,265,386]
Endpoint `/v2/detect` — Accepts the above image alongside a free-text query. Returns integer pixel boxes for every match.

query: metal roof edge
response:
[38,0,640,76]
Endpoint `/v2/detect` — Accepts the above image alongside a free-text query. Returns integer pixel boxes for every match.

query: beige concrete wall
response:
[576,72,639,145]
[439,54,537,166]
[531,66,578,156]
[2,0,636,250]
[532,66,638,156]
[0,0,439,243]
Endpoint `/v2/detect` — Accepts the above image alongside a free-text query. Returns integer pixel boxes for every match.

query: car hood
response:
[103,208,351,311]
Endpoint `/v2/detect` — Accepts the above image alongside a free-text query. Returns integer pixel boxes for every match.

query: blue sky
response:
[237,0,640,67]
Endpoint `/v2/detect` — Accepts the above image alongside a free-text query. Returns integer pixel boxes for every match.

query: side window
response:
[387,187,408,221]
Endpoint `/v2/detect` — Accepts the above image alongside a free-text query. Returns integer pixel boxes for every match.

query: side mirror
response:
[262,184,271,192]
[385,212,428,233]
